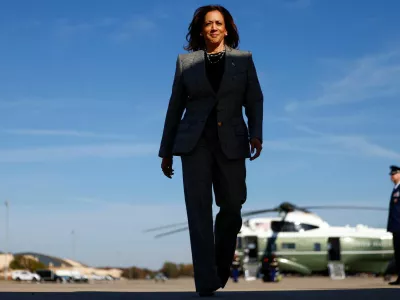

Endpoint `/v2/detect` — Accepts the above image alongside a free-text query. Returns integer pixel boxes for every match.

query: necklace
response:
[205,48,226,64]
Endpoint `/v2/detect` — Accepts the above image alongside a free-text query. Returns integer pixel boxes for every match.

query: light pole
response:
[4,200,9,281]
[71,230,76,260]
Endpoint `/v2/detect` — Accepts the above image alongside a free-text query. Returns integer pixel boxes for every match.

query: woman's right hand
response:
[161,156,174,178]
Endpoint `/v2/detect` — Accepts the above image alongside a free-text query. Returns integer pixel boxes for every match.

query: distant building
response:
[0,251,122,279]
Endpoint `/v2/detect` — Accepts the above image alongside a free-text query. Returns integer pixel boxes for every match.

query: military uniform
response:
[231,254,240,283]
[387,165,400,285]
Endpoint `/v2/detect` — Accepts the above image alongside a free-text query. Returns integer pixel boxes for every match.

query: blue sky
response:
[0,0,399,269]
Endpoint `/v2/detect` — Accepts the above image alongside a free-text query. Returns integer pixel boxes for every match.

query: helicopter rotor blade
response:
[300,205,387,211]
[279,202,309,212]
[241,208,279,217]
[154,226,189,238]
[145,204,388,237]
[142,222,187,233]
[240,203,387,219]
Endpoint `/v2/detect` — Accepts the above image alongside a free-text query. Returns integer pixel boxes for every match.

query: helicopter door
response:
[327,237,341,261]
[245,236,258,262]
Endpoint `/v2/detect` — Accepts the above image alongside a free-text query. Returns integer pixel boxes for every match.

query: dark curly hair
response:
[184,5,239,52]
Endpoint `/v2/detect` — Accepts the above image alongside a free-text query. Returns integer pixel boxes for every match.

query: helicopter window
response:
[271,221,297,232]
[314,243,321,251]
[300,224,319,231]
[271,221,319,232]
[282,243,296,249]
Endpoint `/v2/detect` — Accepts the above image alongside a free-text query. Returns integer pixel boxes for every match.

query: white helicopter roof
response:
[239,211,392,239]
[282,211,329,227]
[243,211,329,233]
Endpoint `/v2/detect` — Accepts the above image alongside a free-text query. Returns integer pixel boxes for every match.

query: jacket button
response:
[217,122,222,127]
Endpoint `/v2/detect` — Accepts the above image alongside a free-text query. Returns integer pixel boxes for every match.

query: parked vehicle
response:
[55,270,89,283]
[154,273,168,282]
[11,270,40,282]
[35,269,65,283]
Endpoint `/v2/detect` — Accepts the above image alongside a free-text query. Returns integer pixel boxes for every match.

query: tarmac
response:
[0,277,399,299]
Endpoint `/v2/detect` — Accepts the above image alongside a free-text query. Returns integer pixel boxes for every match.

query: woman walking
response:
[159,5,264,297]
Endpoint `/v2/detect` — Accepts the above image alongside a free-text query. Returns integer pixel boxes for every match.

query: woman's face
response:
[201,10,227,46]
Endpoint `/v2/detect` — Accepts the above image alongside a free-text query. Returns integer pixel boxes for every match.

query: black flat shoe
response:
[198,291,215,297]
[198,284,220,297]
[389,280,400,285]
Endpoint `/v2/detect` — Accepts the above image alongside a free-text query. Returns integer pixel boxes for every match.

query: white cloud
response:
[0,97,142,112]
[284,101,300,112]
[0,143,158,163]
[0,98,50,109]
[111,16,157,42]
[55,18,119,37]
[264,138,348,155]
[53,15,158,42]
[293,124,323,136]
[265,110,400,159]
[1,129,135,141]
[264,114,368,127]
[264,133,400,160]
[327,135,400,160]
[285,49,400,111]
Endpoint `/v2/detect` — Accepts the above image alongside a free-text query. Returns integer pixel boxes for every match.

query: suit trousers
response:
[180,135,246,292]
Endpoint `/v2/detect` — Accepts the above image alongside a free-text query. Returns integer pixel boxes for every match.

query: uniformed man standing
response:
[387,165,400,285]
[231,254,240,283]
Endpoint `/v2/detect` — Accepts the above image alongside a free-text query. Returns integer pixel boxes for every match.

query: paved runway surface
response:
[0,277,399,299]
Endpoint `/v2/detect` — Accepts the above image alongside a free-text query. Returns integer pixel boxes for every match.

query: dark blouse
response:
[204,50,226,93]
[202,50,226,141]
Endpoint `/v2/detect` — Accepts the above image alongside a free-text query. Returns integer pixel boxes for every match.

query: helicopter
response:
[143,202,397,278]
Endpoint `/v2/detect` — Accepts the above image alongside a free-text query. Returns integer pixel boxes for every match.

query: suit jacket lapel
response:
[190,50,215,96]
[217,46,235,97]
[189,46,236,98]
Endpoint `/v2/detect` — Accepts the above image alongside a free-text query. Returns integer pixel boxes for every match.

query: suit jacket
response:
[387,184,400,233]
[158,46,263,160]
